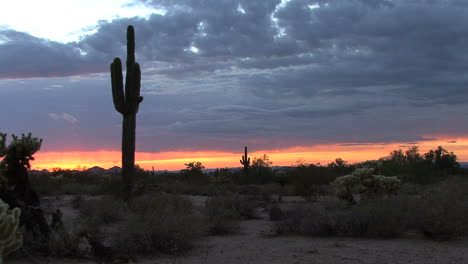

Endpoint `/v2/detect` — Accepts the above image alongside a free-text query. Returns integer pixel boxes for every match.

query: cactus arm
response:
[111,58,125,114]
[126,25,135,66]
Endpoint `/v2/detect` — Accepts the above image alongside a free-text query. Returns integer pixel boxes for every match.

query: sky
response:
[1,0,468,171]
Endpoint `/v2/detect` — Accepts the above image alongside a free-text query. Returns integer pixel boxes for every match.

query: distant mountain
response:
[459,162,468,168]
[86,166,106,175]
[106,166,122,174]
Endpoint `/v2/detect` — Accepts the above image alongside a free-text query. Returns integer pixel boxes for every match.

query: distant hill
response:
[459,162,468,168]
[106,166,122,174]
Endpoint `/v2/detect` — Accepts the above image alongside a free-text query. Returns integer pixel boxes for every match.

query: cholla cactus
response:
[0,133,42,204]
[332,174,361,204]
[0,199,23,263]
[332,168,401,204]
[0,133,42,170]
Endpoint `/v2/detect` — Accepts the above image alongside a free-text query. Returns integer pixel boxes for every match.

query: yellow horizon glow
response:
[30,137,468,171]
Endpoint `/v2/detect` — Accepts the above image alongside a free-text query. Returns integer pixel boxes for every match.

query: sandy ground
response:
[7,195,468,264]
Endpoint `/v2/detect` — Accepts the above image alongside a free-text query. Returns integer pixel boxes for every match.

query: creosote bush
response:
[79,196,125,225]
[204,194,245,235]
[416,178,468,240]
[273,195,414,238]
[352,197,411,238]
[269,204,284,221]
[112,193,205,255]
[48,227,88,258]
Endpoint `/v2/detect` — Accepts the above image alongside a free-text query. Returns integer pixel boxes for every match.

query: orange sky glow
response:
[30,136,468,171]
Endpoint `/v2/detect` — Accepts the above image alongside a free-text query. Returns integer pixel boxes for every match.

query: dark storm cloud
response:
[2,0,468,155]
[0,30,106,78]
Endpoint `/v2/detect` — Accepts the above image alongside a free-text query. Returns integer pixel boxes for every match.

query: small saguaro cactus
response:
[240,146,250,175]
[110,25,144,201]
[0,198,23,263]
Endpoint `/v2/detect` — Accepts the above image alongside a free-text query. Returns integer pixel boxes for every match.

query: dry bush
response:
[269,204,284,221]
[273,195,414,238]
[61,183,101,195]
[48,228,88,258]
[299,204,332,236]
[112,194,205,255]
[272,205,308,235]
[353,196,411,238]
[235,195,261,219]
[79,196,126,225]
[415,178,468,240]
[204,195,241,235]
[71,195,83,209]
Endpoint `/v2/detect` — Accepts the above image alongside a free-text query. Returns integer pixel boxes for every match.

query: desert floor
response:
[8,195,468,264]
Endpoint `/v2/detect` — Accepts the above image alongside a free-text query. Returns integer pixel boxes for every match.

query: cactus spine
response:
[240,146,250,175]
[110,25,143,201]
[0,199,22,263]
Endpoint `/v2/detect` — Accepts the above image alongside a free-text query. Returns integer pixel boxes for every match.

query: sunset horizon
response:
[30,137,468,171]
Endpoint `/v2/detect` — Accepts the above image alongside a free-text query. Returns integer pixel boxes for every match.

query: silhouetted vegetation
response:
[110,25,144,202]
[0,133,50,254]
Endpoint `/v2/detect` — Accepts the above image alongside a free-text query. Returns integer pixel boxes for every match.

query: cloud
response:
[48,113,79,124]
[2,0,468,156]
[0,30,108,78]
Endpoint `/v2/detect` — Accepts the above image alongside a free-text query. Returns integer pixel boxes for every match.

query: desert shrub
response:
[113,193,205,255]
[29,173,62,196]
[204,195,241,235]
[259,183,283,195]
[398,183,420,195]
[295,198,348,236]
[61,183,101,195]
[299,204,332,236]
[272,205,308,235]
[318,196,349,210]
[79,196,125,225]
[236,195,261,219]
[328,209,366,236]
[415,178,468,240]
[274,196,413,238]
[158,181,216,196]
[71,195,83,209]
[98,174,123,196]
[236,185,262,195]
[291,164,338,197]
[353,197,411,238]
[269,204,284,221]
[48,228,87,258]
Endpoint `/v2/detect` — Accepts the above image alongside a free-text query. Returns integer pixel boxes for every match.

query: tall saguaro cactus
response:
[110,25,143,201]
[240,146,250,176]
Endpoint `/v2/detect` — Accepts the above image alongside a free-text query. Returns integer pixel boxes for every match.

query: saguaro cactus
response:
[240,146,250,175]
[110,25,143,201]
